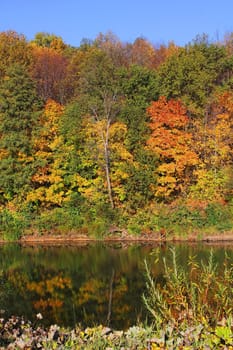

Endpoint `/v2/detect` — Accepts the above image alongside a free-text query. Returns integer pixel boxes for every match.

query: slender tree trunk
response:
[92,107,115,209]
[104,119,114,208]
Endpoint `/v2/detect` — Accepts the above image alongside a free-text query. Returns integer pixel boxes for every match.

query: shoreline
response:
[2,231,233,245]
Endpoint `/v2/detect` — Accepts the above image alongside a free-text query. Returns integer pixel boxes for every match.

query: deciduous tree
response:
[31,46,70,103]
[0,31,32,78]
[147,96,198,200]
[0,64,42,204]
[78,50,123,208]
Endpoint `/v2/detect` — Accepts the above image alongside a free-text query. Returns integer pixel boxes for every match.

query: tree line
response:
[1,30,233,238]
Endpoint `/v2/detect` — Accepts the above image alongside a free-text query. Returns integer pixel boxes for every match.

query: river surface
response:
[0,242,233,330]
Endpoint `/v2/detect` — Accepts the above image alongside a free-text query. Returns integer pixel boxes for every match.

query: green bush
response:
[205,202,233,231]
[0,209,27,241]
[156,202,233,236]
[32,207,84,235]
[80,202,120,238]
[125,207,159,235]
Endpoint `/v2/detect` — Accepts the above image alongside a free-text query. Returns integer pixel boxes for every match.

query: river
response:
[0,242,232,330]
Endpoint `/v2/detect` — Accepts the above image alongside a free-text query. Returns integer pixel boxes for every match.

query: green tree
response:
[156,37,227,115]
[59,101,91,207]
[119,65,158,210]
[0,64,42,204]
[119,64,158,152]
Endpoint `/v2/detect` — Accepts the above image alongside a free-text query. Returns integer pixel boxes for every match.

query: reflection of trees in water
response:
[2,266,143,329]
[1,243,232,329]
[0,242,142,328]
[75,271,132,328]
[0,270,13,312]
[27,273,72,324]
[4,267,73,326]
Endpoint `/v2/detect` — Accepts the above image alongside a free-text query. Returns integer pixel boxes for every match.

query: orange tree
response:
[146,96,198,201]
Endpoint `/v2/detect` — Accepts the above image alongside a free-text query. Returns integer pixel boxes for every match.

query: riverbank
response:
[2,200,233,243]
[15,230,233,244]
[2,230,233,245]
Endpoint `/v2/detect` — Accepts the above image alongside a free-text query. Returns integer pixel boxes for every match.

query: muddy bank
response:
[1,230,233,245]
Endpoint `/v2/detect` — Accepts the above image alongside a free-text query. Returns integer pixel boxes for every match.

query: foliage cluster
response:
[1,31,233,239]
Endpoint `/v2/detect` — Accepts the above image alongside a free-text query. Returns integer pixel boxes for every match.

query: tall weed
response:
[143,248,233,329]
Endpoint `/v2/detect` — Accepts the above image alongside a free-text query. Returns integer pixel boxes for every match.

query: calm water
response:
[0,242,233,329]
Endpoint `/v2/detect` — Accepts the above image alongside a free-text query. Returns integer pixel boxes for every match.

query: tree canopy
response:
[1,30,233,237]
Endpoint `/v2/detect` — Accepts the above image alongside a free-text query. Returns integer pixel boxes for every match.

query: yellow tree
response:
[75,118,133,208]
[190,91,233,201]
[27,99,68,208]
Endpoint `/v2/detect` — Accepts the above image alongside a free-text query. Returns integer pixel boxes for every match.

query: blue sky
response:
[1,0,233,47]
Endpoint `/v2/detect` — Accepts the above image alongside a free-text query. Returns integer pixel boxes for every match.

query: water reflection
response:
[0,242,233,329]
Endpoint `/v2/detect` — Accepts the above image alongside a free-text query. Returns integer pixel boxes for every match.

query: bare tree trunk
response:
[92,108,115,209]
[104,119,114,208]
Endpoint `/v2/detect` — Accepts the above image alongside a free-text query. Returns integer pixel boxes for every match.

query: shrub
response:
[205,202,233,231]
[0,209,27,241]
[32,207,84,235]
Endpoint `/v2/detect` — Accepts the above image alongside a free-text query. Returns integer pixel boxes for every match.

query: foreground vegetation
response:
[143,248,233,327]
[1,317,233,349]
[2,250,233,349]
[1,30,233,240]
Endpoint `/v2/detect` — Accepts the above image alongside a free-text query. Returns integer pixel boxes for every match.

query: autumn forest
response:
[1,30,233,240]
